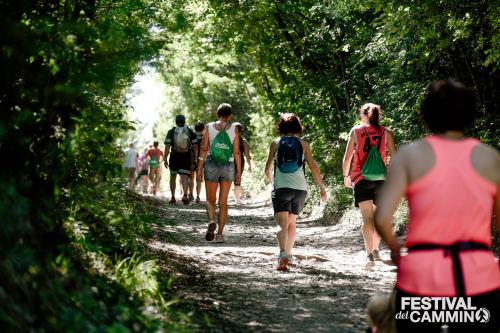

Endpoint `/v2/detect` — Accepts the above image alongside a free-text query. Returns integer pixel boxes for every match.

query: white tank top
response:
[207,122,237,161]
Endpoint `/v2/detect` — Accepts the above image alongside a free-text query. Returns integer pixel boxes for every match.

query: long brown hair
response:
[360,103,381,130]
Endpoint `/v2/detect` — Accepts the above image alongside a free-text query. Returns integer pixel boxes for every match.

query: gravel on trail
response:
[149,194,397,333]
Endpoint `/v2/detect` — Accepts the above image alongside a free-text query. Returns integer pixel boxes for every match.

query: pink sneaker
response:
[215,234,225,243]
[277,251,289,271]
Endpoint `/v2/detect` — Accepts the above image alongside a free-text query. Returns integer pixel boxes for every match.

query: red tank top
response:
[351,125,387,184]
[397,136,500,296]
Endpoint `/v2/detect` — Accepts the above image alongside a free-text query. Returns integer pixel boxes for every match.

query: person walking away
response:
[123,143,138,190]
[193,121,205,203]
[164,115,199,204]
[147,141,163,196]
[233,123,252,205]
[342,103,396,263]
[264,113,327,271]
[197,103,241,243]
[374,80,500,332]
[138,149,150,194]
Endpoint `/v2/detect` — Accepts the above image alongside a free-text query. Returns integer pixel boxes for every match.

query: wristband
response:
[343,175,349,178]
[198,157,204,161]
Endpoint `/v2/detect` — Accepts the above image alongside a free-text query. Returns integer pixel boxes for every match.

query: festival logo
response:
[396,297,490,324]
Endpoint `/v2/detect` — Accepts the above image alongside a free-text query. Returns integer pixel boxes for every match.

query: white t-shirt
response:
[124,148,138,168]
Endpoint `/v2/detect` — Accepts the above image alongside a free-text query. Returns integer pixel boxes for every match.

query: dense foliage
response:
[0,0,192,331]
[1,0,499,331]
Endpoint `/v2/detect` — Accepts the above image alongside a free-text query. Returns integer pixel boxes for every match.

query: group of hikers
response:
[123,141,164,196]
[123,113,252,206]
[125,79,499,332]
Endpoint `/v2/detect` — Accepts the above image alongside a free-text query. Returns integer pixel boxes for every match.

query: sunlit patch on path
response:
[149,195,396,333]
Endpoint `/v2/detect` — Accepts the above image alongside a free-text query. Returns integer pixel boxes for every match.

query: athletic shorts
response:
[138,169,148,177]
[395,288,500,332]
[204,155,234,183]
[353,179,384,207]
[272,188,307,215]
[169,151,192,175]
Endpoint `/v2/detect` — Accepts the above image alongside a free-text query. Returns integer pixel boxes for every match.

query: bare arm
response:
[233,134,242,182]
[303,141,327,202]
[193,144,199,162]
[264,140,278,183]
[163,145,170,167]
[196,129,209,181]
[243,140,252,171]
[342,129,356,188]
[374,147,410,263]
[386,128,396,160]
[495,155,500,234]
[496,183,500,234]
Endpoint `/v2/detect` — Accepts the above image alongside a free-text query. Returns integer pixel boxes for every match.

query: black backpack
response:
[276,136,303,173]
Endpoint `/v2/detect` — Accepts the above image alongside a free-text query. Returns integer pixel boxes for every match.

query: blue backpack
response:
[276,136,303,173]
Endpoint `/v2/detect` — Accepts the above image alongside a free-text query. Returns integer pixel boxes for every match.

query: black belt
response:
[407,241,490,296]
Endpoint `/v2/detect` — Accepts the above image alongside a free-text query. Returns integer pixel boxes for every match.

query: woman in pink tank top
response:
[374,80,500,332]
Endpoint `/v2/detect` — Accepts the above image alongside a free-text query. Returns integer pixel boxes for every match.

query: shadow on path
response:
[149,196,396,333]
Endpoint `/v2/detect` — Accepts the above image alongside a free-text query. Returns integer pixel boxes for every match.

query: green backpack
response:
[361,131,386,181]
[210,127,233,164]
[150,154,159,169]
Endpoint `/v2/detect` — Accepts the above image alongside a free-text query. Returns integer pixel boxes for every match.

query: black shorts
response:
[272,188,307,215]
[353,179,383,207]
[395,288,500,332]
[169,151,192,175]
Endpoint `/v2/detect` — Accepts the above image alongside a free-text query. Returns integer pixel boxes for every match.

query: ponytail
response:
[360,103,381,130]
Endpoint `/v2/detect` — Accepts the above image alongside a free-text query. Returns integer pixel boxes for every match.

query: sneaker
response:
[367,253,375,262]
[205,222,217,241]
[169,197,176,204]
[181,196,190,205]
[189,193,194,202]
[372,250,381,261]
[215,234,225,243]
[277,251,289,271]
[195,196,200,204]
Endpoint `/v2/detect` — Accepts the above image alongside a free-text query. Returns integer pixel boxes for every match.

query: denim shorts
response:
[204,155,235,183]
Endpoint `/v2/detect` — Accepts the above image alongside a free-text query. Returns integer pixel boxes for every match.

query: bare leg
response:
[285,214,297,255]
[181,174,189,200]
[169,173,177,200]
[178,177,183,196]
[234,185,242,204]
[189,172,195,197]
[217,181,232,235]
[128,170,135,190]
[141,175,148,193]
[358,200,377,254]
[151,168,160,195]
[205,181,218,222]
[196,171,203,199]
[372,203,381,251]
[275,212,289,252]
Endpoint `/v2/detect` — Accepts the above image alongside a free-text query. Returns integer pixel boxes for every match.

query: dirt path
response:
[149,194,397,333]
